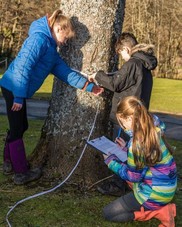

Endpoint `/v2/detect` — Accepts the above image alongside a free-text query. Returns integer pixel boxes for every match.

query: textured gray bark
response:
[32,0,125,189]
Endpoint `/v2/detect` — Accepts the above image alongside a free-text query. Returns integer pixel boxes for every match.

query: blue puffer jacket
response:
[0,16,94,104]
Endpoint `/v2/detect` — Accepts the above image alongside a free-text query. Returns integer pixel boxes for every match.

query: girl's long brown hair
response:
[48,9,75,38]
[116,96,162,169]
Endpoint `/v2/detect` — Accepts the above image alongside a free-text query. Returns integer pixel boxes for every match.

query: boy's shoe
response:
[13,168,42,185]
[3,161,13,175]
[97,177,129,197]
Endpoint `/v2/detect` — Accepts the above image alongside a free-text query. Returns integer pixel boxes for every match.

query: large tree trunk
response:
[31,0,125,190]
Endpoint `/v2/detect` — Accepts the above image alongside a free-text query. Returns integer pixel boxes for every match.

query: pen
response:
[117,127,122,138]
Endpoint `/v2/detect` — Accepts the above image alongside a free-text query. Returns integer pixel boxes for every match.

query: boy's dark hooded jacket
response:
[95,44,157,123]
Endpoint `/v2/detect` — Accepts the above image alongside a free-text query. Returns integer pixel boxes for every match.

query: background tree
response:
[0,0,181,79]
[0,0,60,58]
[30,0,125,189]
[123,0,182,79]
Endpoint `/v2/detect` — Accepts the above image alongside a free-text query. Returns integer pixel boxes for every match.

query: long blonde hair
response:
[48,9,75,38]
[116,96,162,169]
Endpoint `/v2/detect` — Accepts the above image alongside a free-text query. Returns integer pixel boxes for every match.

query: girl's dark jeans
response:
[1,86,28,142]
[103,191,149,222]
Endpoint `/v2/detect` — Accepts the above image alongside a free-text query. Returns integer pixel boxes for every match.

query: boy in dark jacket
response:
[89,32,157,195]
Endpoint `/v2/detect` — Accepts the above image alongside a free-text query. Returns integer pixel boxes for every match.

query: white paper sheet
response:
[87,136,127,162]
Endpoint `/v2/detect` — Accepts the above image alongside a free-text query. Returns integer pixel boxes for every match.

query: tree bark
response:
[31,0,125,190]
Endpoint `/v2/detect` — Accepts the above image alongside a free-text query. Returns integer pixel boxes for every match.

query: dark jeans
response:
[103,191,148,222]
[1,87,28,142]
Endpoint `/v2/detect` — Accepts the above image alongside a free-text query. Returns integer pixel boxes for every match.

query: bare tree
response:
[123,0,182,79]
[0,0,60,58]
[1,0,181,78]
[30,0,125,189]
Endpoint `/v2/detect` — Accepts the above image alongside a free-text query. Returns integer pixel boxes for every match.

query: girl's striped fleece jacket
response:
[104,115,177,210]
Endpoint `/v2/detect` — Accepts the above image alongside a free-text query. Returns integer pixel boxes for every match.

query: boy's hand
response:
[115,137,126,148]
[92,85,104,96]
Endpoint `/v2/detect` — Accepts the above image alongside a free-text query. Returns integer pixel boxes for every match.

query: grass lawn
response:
[150,78,182,114]
[33,74,54,100]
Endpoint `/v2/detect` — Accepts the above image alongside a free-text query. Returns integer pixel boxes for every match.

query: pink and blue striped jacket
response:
[105,115,177,210]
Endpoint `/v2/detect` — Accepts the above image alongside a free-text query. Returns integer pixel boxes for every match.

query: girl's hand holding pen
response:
[115,137,126,149]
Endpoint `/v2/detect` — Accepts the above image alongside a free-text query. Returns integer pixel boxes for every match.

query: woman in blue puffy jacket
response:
[0,9,103,185]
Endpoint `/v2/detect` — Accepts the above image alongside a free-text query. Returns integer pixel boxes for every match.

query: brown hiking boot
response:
[97,177,129,197]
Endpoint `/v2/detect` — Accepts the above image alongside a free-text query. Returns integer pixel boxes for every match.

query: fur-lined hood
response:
[131,43,155,55]
[131,44,157,70]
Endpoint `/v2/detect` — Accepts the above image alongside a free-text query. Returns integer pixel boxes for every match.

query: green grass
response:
[34,74,54,100]
[150,78,182,114]
[0,192,162,227]
[0,115,182,226]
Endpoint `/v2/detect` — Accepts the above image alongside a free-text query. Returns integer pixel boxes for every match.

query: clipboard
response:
[87,136,127,162]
